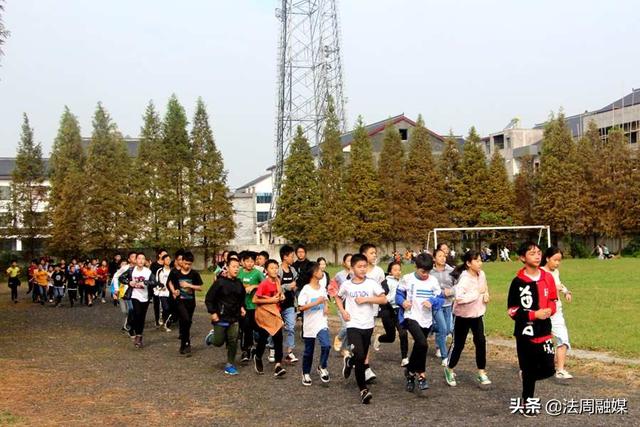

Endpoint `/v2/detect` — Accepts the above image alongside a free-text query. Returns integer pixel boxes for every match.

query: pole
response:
[434,230,438,251]
[546,226,551,248]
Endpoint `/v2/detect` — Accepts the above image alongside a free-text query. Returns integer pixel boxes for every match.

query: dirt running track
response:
[0,289,637,427]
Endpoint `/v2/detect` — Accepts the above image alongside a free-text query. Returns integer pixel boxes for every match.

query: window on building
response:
[257,211,270,223]
[506,136,511,149]
[0,186,10,201]
[631,131,638,144]
[399,129,408,141]
[494,134,505,150]
[256,193,272,204]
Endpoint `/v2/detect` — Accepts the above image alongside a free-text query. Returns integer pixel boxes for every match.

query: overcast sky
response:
[1,0,638,188]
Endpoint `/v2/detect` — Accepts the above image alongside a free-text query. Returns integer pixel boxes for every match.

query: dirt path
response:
[0,289,637,426]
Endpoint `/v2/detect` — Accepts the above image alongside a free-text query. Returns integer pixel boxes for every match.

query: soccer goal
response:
[429,225,551,253]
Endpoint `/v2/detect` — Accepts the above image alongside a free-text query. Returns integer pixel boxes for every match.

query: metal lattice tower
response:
[271,0,347,218]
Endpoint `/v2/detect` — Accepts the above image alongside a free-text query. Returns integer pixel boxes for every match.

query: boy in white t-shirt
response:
[336,254,387,404]
[298,262,331,386]
[396,253,442,393]
[359,243,385,383]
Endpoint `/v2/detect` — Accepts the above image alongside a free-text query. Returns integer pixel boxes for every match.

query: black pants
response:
[405,319,431,374]
[347,328,373,391]
[516,336,555,401]
[447,315,486,370]
[240,309,257,351]
[96,280,106,299]
[255,326,283,363]
[166,295,178,326]
[8,279,20,301]
[176,298,196,347]
[68,289,77,306]
[131,299,150,336]
[153,296,170,324]
[378,305,408,358]
[79,284,85,304]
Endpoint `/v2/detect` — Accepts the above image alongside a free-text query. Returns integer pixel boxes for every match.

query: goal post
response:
[430,225,551,252]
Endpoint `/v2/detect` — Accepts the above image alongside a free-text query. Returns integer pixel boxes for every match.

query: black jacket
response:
[205,276,246,324]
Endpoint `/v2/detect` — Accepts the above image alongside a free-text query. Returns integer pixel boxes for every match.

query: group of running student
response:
[5,257,111,306]
[5,240,573,413]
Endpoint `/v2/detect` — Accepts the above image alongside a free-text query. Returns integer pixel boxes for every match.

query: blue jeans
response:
[281,307,296,352]
[53,287,65,299]
[433,305,453,359]
[302,328,331,374]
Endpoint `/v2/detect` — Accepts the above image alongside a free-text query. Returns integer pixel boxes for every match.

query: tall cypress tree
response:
[482,150,515,225]
[316,96,349,262]
[83,103,133,254]
[158,94,191,247]
[513,155,536,226]
[272,126,321,244]
[48,107,85,256]
[573,120,600,240]
[190,98,235,267]
[439,131,463,227]
[402,115,445,245]
[458,126,489,227]
[10,114,47,258]
[535,112,581,238]
[378,122,409,249]
[133,101,164,248]
[344,116,387,244]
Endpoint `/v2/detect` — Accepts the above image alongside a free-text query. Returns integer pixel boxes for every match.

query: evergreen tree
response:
[457,127,489,227]
[83,103,134,254]
[573,120,600,240]
[272,126,321,244]
[535,112,581,238]
[482,150,515,225]
[344,116,387,244]
[316,96,349,262]
[378,122,410,249]
[439,131,464,227]
[48,107,85,256]
[190,98,235,267]
[10,114,47,258]
[133,101,164,248]
[513,155,536,226]
[157,94,191,247]
[401,115,444,245]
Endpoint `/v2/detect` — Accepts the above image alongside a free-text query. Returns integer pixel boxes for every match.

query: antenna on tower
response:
[270,0,347,222]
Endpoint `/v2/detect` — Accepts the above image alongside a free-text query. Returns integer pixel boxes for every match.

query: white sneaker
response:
[317,366,330,383]
[286,352,298,363]
[555,369,573,379]
[373,334,381,351]
[401,358,409,367]
[435,348,442,358]
[268,349,276,363]
[440,358,448,367]
[364,367,376,383]
[302,373,312,386]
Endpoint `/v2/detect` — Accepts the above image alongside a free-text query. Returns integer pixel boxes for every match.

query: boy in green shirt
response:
[238,251,265,362]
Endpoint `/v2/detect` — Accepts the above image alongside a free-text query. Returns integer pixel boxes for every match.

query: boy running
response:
[336,254,387,404]
[204,257,246,375]
[52,264,67,307]
[6,260,21,303]
[237,251,265,362]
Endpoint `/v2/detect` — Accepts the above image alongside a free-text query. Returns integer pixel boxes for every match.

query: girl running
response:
[541,246,573,379]
[431,248,455,366]
[444,249,492,387]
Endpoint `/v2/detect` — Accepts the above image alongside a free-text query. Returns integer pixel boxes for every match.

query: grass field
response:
[201,258,640,358]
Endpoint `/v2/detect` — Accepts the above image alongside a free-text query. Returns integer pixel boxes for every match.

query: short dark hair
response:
[183,251,195,263]
[350,253,368,268]
[156,248,167,257]
[342,253,352,263]
[316,257,327,264]
[258,250,270,259]
[415,253,434,271]
[241,251,256,262]
[264,259,279,270]
[228,257,240,266]
[127,251,137,259]
[280,245,295,260]
[227,251,238,261]
[517,241,541,257]
[359,243,376,255]
[295,244,307,252]
[387,261,402,274]
[161,254,170,261]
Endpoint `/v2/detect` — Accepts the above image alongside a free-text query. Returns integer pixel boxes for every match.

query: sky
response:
[0,0,638,188]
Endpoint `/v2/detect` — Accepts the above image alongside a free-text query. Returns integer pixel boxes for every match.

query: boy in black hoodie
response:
[508,241,558,417]
[205,258,246,375]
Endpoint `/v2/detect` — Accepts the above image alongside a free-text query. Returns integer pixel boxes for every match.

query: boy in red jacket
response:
[508,241,558,417]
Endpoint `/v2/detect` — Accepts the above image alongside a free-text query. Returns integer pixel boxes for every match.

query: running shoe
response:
[268,349,276,363]
[360,389,372,404]
[441,358,448,367]
[302,373,312,386]
[224,364,238,375]
[274,364,286,377]
[204,329,215,346]
[317,366,330,383]
[401,357,409,367]
[405,371,416,392]
[164,324,172,332]
[253,354,264,375]
[342,355,353,379]
[241,350,250,362]
[285,352,298,363]
[477,371,492,385]
[417,376,429,390]
[184,345,192,357]
[435,347,442,358]
[333,336,343,352]
[555,369,573,379]
[364,367,376,384]
[444,367,457,387]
